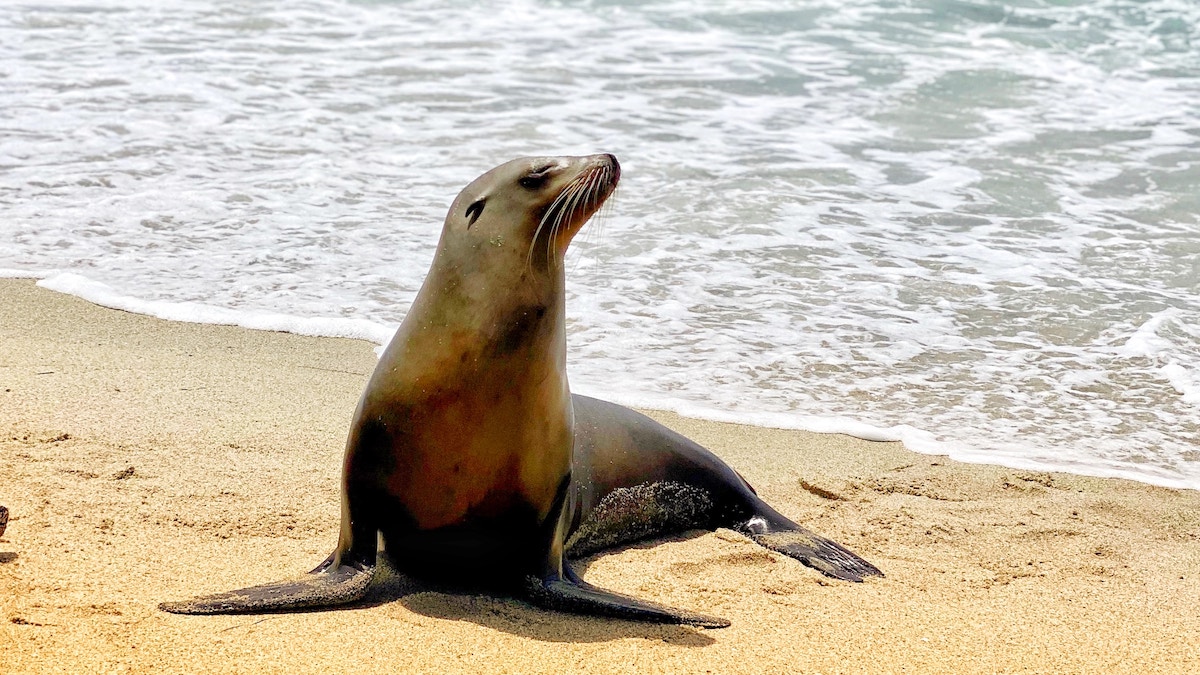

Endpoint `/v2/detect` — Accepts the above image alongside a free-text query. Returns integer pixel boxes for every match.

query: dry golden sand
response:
[1,278,1198,674]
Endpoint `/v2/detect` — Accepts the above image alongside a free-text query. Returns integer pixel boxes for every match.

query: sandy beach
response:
[1,277,1198,674]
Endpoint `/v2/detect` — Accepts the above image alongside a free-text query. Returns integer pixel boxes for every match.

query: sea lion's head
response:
[438,154,620,276]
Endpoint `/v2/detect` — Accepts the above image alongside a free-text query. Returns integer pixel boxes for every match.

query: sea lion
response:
[160,153,881,627]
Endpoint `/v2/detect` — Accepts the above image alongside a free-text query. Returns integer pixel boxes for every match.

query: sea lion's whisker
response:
[550,163,611,269]
[570,176,613,275]
[544,183,577,267]
[548,178,588,268]
[555,174,595,265]
[529,184,575,272]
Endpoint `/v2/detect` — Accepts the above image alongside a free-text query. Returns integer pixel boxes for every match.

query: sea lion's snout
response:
[532,154,620,257]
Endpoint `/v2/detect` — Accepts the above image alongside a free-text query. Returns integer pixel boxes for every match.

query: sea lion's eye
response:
[465,198,486,228]
[519,165,554,189]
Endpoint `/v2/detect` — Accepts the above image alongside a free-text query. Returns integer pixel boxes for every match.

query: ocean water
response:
[2,0,1198,488]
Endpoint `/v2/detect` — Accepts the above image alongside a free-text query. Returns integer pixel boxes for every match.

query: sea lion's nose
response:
[603,153,621,181]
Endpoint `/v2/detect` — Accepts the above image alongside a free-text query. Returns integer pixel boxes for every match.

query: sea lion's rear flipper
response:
[525,565,730,629]
[159,557,375,614]
[739,509,883,583]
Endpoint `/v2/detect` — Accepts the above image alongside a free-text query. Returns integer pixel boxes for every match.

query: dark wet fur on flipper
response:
[525,566,729,629]
[158,558,375,615]
[565,482,715,558]
[562,474,881,585]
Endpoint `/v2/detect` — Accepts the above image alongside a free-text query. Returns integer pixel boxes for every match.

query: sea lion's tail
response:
[738,504,883,583]
[159,556,375,614]
[525,565,730,629]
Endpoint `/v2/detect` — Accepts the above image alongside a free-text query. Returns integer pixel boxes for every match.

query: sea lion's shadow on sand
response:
[334,532,718,646]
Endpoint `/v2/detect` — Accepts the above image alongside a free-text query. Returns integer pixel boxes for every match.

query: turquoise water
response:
[2,0,1198,487]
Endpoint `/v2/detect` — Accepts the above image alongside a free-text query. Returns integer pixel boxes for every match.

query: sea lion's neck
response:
[381,261,569,396]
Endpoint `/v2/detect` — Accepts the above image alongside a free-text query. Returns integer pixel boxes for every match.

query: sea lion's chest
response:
[351,379,572,531]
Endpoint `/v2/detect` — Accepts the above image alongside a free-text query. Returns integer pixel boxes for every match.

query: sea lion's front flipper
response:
[159,556,375,614]
[525,565,730,629]
[739,509,883,583]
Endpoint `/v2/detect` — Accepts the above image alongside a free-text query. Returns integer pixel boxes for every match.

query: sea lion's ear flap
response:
[465,198,486,228]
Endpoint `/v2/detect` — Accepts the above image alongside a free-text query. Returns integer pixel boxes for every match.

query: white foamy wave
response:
[1162,362,1200,406]
[1116,309,1200,405]
[1,268,60,279]
[36,272,395,344]
[1117,309,1180,359]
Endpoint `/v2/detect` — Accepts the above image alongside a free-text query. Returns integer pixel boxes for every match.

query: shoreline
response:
[7,272,1195,491]
[2,278,1198,673]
